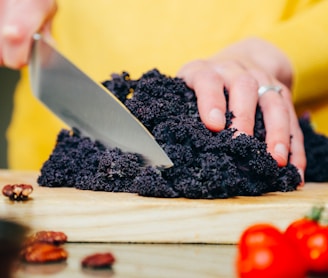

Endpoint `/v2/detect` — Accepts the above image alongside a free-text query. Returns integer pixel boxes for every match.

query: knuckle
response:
[250,69,271,84]
[261,97,289,115]
[178,60,212,82]
[218,59,242,70]
[181,59,207,72]
[232,115,254,134]
[234,73,258,91]
[236,112,255,125]
[2,25,26,44]
[192,67,222,87]
[282,90,293,102]
[278,103,290,116]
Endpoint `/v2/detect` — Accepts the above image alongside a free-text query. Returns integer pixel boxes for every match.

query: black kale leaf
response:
[38,69,328,199]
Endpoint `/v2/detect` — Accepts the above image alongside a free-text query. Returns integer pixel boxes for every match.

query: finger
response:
[259,86,291,167]
[178,61,226,131]
[1,0,56,69]
[290,126,306,186]
[286,100,306,185]
[225,72,259,136]
[248,67,292,167]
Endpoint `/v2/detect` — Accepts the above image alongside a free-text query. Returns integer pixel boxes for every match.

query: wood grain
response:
[1,169,328,244]
[15,243,237,278]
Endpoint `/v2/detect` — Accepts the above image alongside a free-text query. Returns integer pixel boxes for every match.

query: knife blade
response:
[28,34,173,169]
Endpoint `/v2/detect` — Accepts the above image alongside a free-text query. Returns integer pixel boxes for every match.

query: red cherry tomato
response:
[285,206,322,245]
[285,218,319,242]
[237,223,307,278]
[284,207,328,274]
[299,226,328,274]
[238,223,285,252]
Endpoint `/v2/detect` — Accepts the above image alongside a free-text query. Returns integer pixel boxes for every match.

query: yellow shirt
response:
[7,0,328,169]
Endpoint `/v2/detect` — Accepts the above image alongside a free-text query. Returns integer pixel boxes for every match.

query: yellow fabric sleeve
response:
[6,0,328,170]
[259,1,328,105]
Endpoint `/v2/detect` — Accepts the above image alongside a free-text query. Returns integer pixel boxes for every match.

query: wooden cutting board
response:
[1,169,327,244]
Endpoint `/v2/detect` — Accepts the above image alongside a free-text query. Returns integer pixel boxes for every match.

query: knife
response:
[28,34,173,169]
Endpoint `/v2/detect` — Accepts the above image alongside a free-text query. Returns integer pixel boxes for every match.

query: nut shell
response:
[26,231,68,246]
[2,184,33,201]
[21,243,68,263]
[81,253,115,268]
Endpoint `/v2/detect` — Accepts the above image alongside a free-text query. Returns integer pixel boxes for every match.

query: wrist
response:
[246,37,293,88]
[211,37,294,89]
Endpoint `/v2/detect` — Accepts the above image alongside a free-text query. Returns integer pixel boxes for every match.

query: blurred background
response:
[0,67,19,169]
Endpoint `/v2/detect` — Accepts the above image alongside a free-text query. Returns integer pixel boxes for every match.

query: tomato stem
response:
[305,206,324,222]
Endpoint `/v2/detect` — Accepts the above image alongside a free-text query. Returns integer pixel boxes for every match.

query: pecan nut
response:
[21,243,68,263]
[2,184,33,201]
[81,253,115,268]
[25,231,68,246]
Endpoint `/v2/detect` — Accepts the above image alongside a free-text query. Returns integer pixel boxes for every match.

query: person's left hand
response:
[177,37,306,184]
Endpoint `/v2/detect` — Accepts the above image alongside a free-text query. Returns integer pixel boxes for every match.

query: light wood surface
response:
[15,243,237,278]
[13,242,326,278]
[1,169,328,244]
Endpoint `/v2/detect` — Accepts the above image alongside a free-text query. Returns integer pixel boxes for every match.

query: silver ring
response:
[258,85,282,97]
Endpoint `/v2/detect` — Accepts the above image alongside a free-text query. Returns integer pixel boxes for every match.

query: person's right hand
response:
[0,0,57,69]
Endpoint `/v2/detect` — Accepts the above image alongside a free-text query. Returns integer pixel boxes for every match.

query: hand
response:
[178,37,306,183]
[0,0,57,69]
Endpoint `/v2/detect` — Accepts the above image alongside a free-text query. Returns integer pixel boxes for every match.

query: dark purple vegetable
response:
[37,69,328,198]
[299,113,328,182]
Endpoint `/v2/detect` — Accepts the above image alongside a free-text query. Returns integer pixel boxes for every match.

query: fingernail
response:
[208,108,225,129]
[274,143,288,160]
[298,169,305,184]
